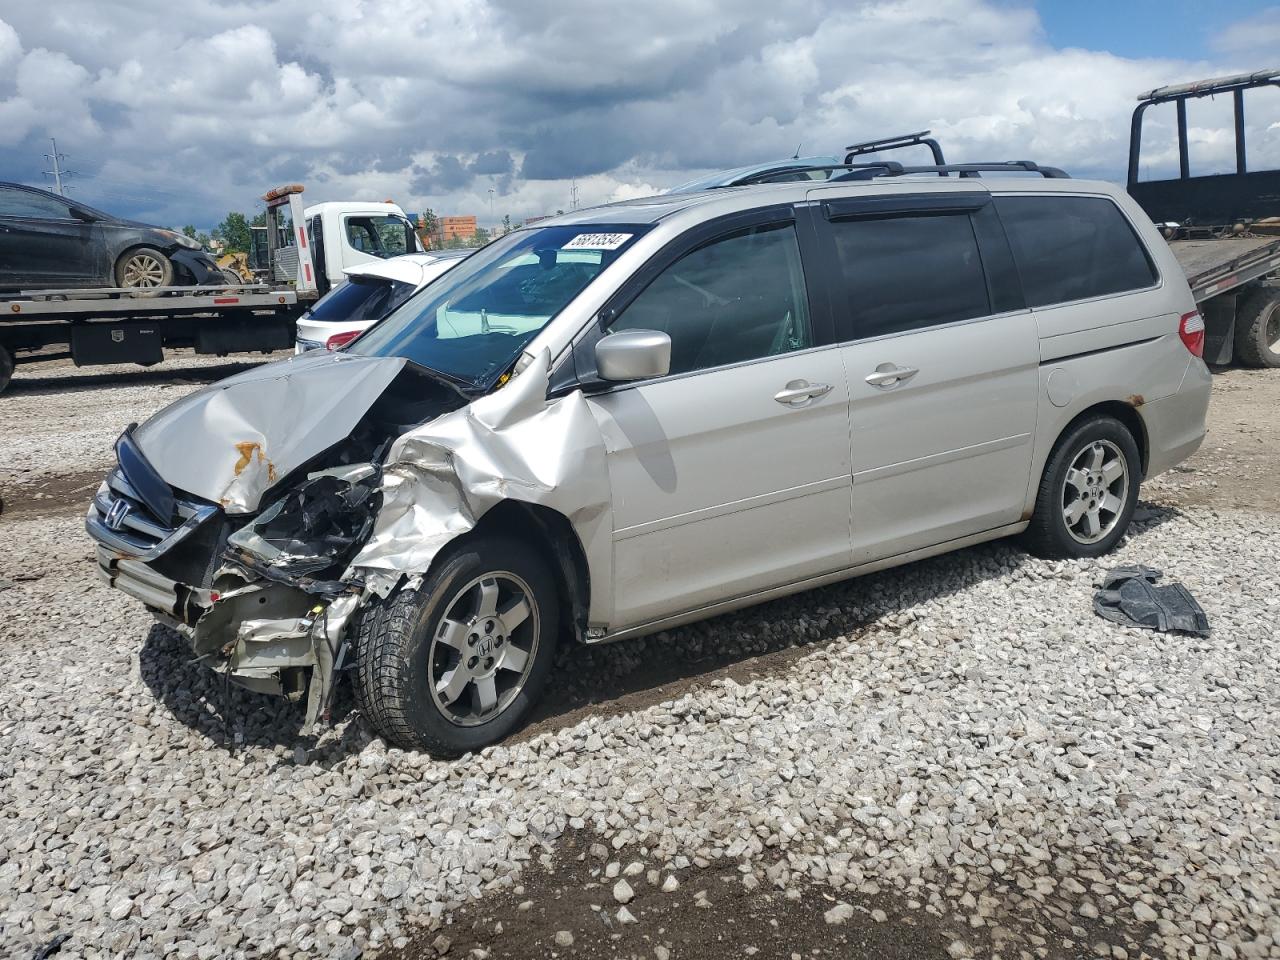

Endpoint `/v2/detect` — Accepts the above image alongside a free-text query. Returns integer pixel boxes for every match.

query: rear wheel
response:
[353,536,559,756]
[115,247,174,296]
[1235,288,1280,368]
[1023,415,1141,559]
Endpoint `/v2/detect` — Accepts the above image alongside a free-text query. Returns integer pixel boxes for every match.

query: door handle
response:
[865,363,919,388]
[774,379,833,405]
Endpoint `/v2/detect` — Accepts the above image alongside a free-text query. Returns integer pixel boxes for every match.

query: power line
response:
[43,138,75,195]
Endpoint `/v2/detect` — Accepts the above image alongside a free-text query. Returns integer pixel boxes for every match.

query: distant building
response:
[438,215,477,245]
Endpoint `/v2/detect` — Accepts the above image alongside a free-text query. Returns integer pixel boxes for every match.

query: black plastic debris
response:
[1093,565,1210,636]
[226,467,380,580]
[31,933,71,960]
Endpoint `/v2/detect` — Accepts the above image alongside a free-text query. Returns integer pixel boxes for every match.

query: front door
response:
[810,191,1040,563]
[586,216,853,630]
[0,186,98,288]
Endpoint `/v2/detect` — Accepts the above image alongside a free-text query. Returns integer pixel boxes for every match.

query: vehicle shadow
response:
[139,499,1184,761]
[6,358,273,397]
[517,498,1185,740]
[138,623,375,759]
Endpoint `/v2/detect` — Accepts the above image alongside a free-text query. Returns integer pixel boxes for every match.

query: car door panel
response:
[808,190,1039,564]
[592,347,852,627]
[841,314,1038,561]
[581,214,854,632]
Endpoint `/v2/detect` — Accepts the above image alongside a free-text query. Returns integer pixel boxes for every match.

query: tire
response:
[219,268,244,285]
[1234,289,1280,368]
[115,247,174,296]
[353,536,559,756]
[1023,415,1141,560]
[0,342,12,395]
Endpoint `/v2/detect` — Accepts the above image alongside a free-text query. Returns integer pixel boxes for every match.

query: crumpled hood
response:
[134,352,407,514]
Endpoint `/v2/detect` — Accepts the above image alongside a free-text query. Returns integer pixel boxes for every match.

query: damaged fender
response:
[350,349,614,623]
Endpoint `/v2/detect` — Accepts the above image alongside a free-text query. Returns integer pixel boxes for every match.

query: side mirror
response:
[595,329,671,382]
[70,207,99,223]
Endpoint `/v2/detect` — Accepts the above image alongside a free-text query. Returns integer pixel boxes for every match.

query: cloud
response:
[1211,8,1280,60]
[0,2,1263,229]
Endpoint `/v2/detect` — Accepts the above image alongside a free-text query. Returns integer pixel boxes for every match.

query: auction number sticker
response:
[563,233,632,250]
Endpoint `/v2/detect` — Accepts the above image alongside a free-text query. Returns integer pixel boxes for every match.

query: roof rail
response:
[886,161,1069,179]
[843,130,946,166]
[737,160,1069,186]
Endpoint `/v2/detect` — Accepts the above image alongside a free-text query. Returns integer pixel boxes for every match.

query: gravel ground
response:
[1,363,1278,960]
[0,353,277,485]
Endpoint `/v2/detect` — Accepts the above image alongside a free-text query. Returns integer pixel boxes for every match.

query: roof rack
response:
[735,160,1069,186]
[1137,68,1280,104]
[844,130,946,166]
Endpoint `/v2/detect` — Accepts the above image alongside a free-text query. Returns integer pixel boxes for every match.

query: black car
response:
[0,181,225,291]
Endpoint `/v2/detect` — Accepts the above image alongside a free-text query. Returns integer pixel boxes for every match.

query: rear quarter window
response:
[995,196,1158,308]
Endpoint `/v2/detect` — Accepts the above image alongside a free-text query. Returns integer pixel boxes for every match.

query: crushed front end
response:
[88,429,375,727]
[84,352,468,729]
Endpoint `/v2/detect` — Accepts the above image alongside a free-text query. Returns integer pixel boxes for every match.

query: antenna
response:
[792,143,803,160]
[43,138,74,195]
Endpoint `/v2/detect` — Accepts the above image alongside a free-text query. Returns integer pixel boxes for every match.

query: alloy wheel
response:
[121,253,166,287]
[1061,439,1128,544]
[428,572,539,727]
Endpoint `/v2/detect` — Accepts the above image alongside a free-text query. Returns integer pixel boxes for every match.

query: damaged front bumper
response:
[94,543,360,722]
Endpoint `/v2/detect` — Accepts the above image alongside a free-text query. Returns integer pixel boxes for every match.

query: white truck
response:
[0,185,422,394]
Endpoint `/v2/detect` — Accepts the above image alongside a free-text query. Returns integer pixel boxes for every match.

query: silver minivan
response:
[88,168,1211,755]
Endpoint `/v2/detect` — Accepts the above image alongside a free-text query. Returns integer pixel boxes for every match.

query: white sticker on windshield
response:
[562,233,633,250]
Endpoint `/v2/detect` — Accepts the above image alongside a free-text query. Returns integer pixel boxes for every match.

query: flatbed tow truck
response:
[0,185,318,394]
[1128,68,1280,367]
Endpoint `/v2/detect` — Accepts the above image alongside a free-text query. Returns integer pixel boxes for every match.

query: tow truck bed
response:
[0,284,304,393]
[1169,236,1280,303]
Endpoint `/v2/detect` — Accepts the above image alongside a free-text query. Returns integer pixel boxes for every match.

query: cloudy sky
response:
[2,0,1280,231]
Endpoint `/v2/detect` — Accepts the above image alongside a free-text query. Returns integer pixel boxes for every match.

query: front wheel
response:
[1023,416,1141,559]
[116,247,174,295]
[353,536,559,756]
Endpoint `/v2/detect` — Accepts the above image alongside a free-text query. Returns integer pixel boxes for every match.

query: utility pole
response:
[570,178,579,210]
[43,138,70,195]
[487,188,495,228]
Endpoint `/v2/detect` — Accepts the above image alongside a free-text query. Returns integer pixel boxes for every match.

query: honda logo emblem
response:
[104,498,131,531]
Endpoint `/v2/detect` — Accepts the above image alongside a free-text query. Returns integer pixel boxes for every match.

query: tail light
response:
[325,330,362,351]
[1178,311,1204,358]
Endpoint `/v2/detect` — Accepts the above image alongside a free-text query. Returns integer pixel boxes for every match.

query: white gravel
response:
[1,498,1277,959]
[1,370,1278,960]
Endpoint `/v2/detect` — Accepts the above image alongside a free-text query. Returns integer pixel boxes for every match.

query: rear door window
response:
[824,212,991,339]
[995,196,1158,307]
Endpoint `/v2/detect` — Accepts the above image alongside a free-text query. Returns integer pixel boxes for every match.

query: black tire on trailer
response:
[115,246,174,297]
[352,536,559,757]
[1234,288,1280,368]
[1022,414,1142,560]
[0,342,13,395]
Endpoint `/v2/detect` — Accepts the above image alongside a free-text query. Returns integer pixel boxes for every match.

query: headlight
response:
[162,230,204,251]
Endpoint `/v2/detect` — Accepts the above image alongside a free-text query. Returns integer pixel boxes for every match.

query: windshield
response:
[306,275,419,325]
[350,224,648,386]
